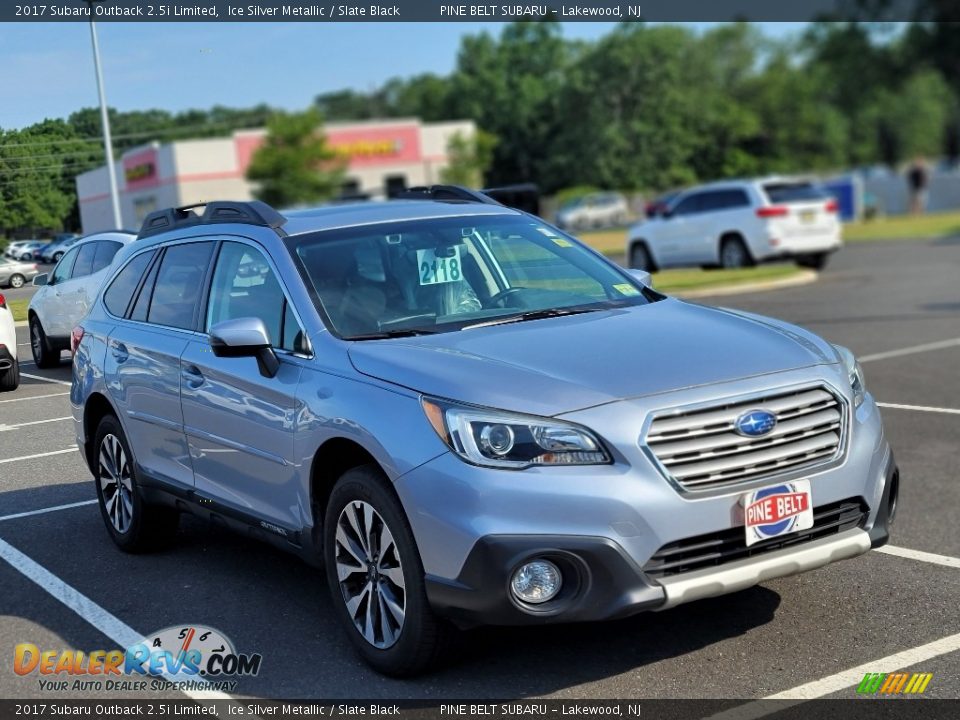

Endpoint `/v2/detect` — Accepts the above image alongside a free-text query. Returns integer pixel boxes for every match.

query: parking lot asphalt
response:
[0,237,958,701]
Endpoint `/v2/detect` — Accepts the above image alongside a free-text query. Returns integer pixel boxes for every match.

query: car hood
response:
[348,298,838,416]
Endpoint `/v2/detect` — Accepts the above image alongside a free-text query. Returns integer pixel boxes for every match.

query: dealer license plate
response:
[742,480,814,547]
[799,209,816,223]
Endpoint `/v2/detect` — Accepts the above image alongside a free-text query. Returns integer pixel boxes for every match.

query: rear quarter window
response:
[104,251,155,317]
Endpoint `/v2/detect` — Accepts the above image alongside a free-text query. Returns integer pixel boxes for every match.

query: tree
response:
[245,109,345,208]
[439,130,497,187]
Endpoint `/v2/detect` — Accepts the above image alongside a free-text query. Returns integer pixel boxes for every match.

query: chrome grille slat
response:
[653,408,841,463]
[647,388,836,442]
[645,386,846,492]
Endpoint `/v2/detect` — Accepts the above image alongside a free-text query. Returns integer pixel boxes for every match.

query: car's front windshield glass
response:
[293,214,652,339]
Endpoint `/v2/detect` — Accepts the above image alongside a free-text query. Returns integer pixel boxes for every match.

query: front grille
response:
[645,386,845,491]
[642,498,868,579]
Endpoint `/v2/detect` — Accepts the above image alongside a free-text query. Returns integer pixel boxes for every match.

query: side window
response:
[130,257,161,323]
[91,241,123,274]
[672,193,702,216]
[51,247,80,285]
[147,242,214,330]
[71,242,99,280]
[103,251,155,317]
[206,242,305,352]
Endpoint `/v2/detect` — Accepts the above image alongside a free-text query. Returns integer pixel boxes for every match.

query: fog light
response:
[510,560,562,604]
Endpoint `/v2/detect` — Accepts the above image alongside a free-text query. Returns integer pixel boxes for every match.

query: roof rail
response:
[394,185,502,205]
[137,200,287,240]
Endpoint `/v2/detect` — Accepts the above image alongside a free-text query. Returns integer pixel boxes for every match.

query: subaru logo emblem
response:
[735,409,777,437]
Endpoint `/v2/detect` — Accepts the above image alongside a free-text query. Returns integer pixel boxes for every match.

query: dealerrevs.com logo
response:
[14,625,262,693]
[857,672,934,695]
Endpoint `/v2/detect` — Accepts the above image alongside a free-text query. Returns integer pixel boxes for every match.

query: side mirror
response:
[33,273,48,287]
[209,317,280,378]
[628,269,653,288]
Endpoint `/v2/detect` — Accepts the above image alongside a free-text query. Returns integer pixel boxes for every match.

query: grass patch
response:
[7,298,29,322]
[575,229,625,256]
[843,210,960,242]
[653,264,802,293]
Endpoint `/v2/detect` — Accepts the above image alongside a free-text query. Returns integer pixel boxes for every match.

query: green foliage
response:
[245,109,345,208]
[554,186,602,207]
[439,130,497,187]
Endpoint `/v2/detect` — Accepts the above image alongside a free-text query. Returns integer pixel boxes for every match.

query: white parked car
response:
[556,192,629,231]
[626,178,842,272]
[28,231,135,368]
[0,292,18,392]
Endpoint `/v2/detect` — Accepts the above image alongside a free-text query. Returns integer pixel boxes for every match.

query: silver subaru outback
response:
[71,191,898,676]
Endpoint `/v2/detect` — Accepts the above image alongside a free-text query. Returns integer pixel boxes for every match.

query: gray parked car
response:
[71,191,898,676]
[0,257,39,289]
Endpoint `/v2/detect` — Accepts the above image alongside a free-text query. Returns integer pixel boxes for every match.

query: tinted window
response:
[51,247,79,285]
[701,189,751,212]
[763,182,827,204]
[147,242,214,330]
[91,241,123,274]
[130,257,161,323]
[104,251,155,317]
[206,242,305,352]
[672,193,702,216]
[72,242,98,280]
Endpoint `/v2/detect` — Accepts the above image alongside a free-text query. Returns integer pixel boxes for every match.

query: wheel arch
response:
[628,238,659,271]
[82,391,119,474]
[717,231,754,264]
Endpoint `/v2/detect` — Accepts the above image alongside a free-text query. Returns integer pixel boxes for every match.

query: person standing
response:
[907,157,930,214]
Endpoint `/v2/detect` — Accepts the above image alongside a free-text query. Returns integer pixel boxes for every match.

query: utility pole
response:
[86,2,122,228]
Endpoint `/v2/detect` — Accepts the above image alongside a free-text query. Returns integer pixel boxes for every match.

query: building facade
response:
[76,118,475,233]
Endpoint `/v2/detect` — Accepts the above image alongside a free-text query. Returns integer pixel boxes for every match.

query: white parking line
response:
[0,537,233,701]
[20,372,71,387]
[0,416,71,432]
[877,402,960,416]
[0,392,69,404]
[0,500,97,523]
[704,633,960,718]
[878,544,960,570]
[0,447,77,465]
[860,337,960,363]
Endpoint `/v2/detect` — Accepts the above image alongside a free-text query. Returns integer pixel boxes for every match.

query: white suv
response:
[28,231,135,368]
[627,178,841,272]
[0,292,18,391]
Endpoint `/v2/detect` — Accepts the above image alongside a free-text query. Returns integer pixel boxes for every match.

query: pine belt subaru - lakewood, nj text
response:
[70,189,898,676]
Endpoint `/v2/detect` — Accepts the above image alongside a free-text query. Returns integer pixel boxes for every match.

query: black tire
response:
[53,252,64,263]
[29,315,59,369]
[719,236,753,269]
[93,414,179,553]
[9,274,25,289]
[629,242,654,272]
[324,464,452,677]
[797,252,830,271]
[0,358,19,392]
[20,253,32,262]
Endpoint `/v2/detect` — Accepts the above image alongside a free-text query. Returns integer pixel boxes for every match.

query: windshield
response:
[292,215,652,339]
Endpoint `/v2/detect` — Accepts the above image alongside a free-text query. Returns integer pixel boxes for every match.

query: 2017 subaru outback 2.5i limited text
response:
[72,190,898,676]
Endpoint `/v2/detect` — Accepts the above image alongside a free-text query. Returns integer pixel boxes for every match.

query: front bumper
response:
[397,371,895,627]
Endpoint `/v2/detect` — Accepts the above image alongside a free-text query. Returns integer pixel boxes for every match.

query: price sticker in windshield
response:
[417,246,463,286]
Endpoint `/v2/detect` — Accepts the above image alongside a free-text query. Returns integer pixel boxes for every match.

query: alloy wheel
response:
[10,275,24,288]
[98,433,135,534]
[30,322,42,360]
[334,500,406,649]
[722,241,747,269]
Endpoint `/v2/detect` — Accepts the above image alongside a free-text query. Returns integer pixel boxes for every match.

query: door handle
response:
[181,364,205,388]
[111,343,128,363]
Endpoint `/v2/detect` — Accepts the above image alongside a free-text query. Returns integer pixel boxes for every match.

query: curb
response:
[14,320,28,328]
[670,269,819,299]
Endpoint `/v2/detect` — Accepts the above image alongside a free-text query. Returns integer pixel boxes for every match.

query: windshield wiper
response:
[462,306,604,331]
[347,328,439,341]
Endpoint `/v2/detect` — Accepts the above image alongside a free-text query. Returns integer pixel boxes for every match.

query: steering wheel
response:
[486,287,525,308]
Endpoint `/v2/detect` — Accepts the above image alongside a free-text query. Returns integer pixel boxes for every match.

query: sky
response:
[0,22,809,131]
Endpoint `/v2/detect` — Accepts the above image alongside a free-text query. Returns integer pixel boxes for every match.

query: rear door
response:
[179,239,306,532]
[104,241,215,491]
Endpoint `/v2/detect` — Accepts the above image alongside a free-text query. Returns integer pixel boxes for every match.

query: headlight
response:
[422,398,611,469]
[833,345,866,408]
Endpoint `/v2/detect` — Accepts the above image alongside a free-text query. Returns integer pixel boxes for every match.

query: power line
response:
[0,120,261,150]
